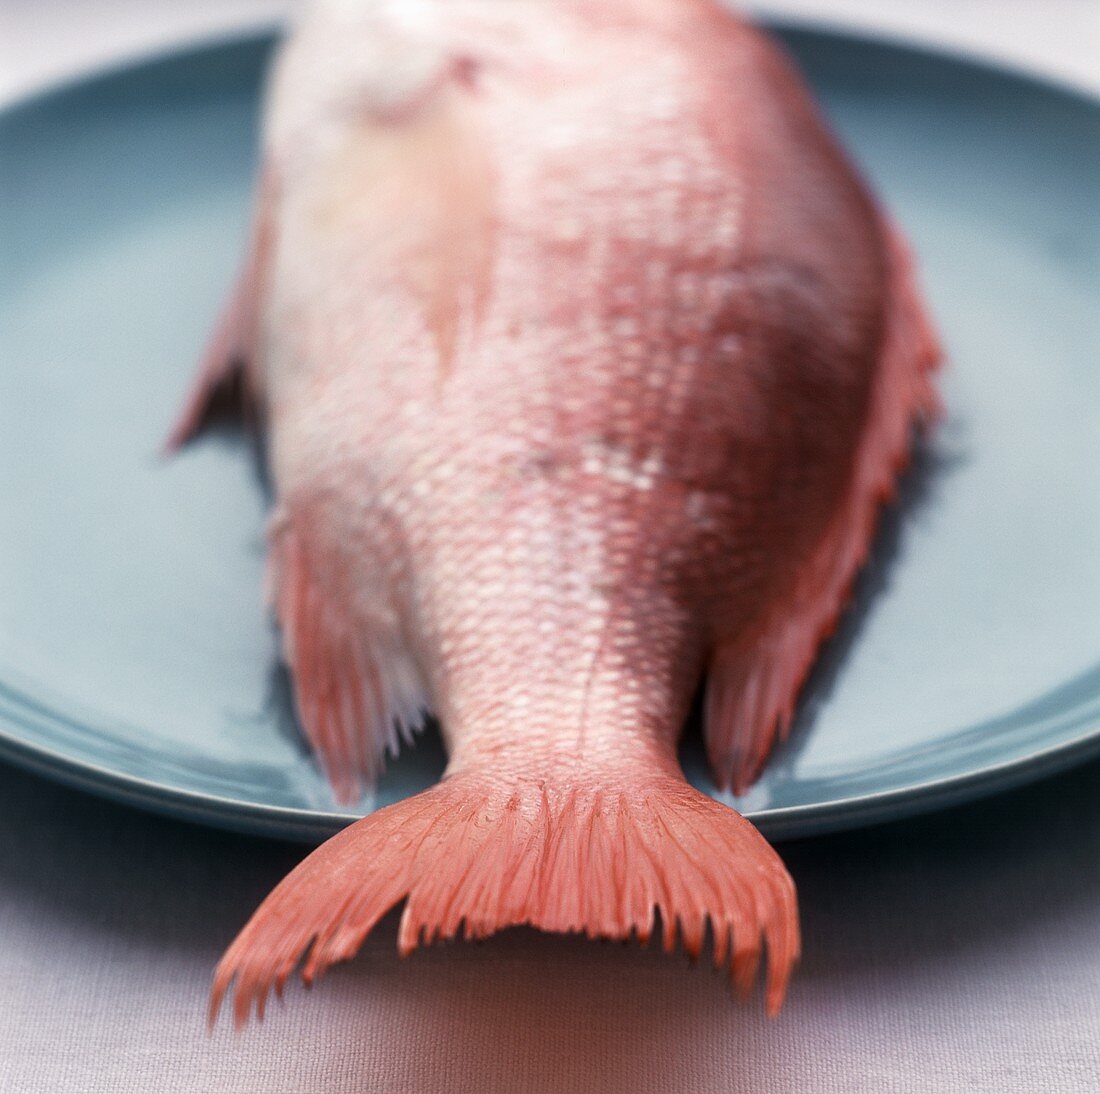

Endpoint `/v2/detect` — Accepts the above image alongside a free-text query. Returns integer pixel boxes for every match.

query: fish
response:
[172,0,940,1027]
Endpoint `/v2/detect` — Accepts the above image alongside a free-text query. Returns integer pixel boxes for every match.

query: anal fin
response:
[705,620,812,795]
[270,518,430,804]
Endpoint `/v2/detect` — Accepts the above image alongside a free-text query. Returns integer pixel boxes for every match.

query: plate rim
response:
[3,693,1100,842]
[2,21,1099,844]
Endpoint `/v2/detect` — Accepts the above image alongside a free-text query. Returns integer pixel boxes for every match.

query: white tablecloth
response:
[1,3,1099,1091]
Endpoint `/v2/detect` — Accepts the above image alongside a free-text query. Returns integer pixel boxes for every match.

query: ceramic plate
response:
[1,25,1097,842]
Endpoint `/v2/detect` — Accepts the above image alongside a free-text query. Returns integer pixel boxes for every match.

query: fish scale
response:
[171,0,940,1027]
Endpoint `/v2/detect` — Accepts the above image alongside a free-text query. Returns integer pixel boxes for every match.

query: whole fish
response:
[174,0,939,1026]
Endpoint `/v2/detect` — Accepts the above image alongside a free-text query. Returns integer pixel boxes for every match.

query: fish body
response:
[177,0,939,1024]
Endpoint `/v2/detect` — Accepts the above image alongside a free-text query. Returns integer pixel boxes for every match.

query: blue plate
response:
[1,26,1097,842]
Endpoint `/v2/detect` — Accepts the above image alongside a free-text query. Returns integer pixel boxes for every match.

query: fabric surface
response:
[2,3,1099,1091]
[2,759,1100,1093]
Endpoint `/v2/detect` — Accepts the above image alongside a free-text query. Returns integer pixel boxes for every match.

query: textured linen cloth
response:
[1,3,1099,1091]
[2,759,1099,1093]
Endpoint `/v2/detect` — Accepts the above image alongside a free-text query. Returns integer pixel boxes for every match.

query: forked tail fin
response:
[210,772,799,1026]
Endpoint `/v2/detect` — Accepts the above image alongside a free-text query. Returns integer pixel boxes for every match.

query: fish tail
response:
[210,770,799,1026]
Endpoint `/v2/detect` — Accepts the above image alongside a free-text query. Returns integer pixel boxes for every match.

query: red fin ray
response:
[165,169,277,451]
[705,226,941,793]
[269,520,430,803]
[210,772,799,1027]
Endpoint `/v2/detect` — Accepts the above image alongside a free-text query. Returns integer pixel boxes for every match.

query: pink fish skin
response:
[176,0,940,1026]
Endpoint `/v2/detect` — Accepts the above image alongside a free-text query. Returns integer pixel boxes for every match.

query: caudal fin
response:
[210,773,799,1026]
